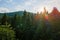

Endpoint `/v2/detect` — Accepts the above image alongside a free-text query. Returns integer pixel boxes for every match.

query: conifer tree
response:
[1,13,8,25]
[0,22,15,40]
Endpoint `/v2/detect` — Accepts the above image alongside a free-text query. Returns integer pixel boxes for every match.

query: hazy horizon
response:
[0,0,60,13]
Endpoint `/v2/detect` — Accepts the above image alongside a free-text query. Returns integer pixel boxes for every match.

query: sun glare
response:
[37,8,44,13]
[36,7,49,14]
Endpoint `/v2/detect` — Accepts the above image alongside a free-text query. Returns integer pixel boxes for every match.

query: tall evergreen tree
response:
[1,13,8,25]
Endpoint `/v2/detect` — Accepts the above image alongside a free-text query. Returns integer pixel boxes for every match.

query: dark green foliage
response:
[0,10,60,40]
[1,13,8,25]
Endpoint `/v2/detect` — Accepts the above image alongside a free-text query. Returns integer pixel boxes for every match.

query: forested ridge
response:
[0,7,60,40]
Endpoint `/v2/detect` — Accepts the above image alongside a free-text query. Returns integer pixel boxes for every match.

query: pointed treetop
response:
[24,10,27,13]
[51,7,59,14]
[37,12,39,14]
[44,7,47,13]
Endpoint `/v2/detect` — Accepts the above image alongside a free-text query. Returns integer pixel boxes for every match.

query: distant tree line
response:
[0,10,60,40]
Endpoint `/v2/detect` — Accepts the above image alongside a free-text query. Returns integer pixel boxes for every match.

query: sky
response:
[0,0,60,13]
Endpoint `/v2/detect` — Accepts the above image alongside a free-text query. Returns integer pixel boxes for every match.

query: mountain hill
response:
[0,11,24,17]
